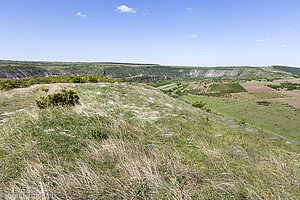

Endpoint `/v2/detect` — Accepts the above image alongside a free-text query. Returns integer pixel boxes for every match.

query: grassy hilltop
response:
[0,83,299,199]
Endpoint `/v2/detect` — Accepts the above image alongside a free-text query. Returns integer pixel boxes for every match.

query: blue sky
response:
[0,0,299,67]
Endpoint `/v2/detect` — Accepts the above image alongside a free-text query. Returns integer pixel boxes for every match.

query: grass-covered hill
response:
[0,60,296,81]
[0,83,299,199]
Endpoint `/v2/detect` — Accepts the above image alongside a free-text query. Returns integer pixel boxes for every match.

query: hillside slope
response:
[0,83,299,199]
[0,61,295,80]
[0,65,55,79]
[272,65,300,75]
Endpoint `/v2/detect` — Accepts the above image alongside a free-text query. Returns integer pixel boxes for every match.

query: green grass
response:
[232,91,292,100]
[0,83,299,199]
[157,83,178,90]
[180,95,300,142]
[209,83,247,93]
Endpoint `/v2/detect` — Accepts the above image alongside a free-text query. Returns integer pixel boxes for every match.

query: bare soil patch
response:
[276,97,300,109]
[240,83,276,92]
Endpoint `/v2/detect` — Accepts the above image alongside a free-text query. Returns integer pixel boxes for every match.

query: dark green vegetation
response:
[190,101,211,112]
[0,75,128,91]
[267,82,300,90]
[273,65,300,76]
[0,83,299,199]
[36,89,80,109]
[210,83,247,93]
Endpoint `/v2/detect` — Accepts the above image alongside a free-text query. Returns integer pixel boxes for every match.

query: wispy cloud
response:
[255,38,271,42]
[76,12,87,19]
[117,5,136,13]
[185,8,193,10]
[188,34,199,38]
[285,26,293,31]
[282,44,288,48]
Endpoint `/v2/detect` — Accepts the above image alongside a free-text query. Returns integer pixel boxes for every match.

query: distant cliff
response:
[0,66,56,79]
[0,60,295,80]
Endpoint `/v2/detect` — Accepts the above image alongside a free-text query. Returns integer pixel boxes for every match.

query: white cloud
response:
[189,34,199,38]
[76,12,87,19]
[185,8,193,10]
[117,5,136,13]
[255,38,271,42]
[282,44,288,48]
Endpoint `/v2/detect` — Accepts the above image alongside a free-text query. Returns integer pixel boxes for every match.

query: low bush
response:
[88,128,109,140]
[191,101,206,109]
[267,83,300,91]
[36,89,80,109]
[39,87,49,94]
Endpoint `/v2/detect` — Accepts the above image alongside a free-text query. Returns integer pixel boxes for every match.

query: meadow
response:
[180,95,300,142]
[0,83,299,199]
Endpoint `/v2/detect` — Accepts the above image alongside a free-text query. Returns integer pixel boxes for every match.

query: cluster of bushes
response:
[36,89,80,109]
[164,85,188,96]
[267,83,300,91]
[0,75,130,91]
[190,101,211,112]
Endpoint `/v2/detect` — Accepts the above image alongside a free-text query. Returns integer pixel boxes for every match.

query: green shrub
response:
[0,75,130,91]
[71,76,86,83]
[36,89,80,109]
[191,101,206,109]
[267,83,300,91]
[236,119,246,126]
[88,128,108,140]
[87,76,98,83]
[39,87,49,94]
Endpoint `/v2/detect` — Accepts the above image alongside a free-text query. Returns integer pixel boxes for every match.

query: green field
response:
[209,83,247,93]
[180,95,300,142]
[157,83,178,90]
[232,91,292,100]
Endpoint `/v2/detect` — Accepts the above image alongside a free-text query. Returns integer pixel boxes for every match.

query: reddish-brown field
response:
[240,83,276,92]
[276,97,300,109]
